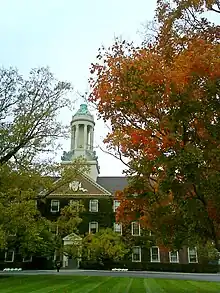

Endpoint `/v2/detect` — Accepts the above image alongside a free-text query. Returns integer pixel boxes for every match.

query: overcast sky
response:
[0,0,157,176]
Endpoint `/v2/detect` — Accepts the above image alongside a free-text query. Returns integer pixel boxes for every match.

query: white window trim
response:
[114,223,122,235]
[188,247,198,263]
[132,246,141,262]
[22,256,33,262]
[169,251,179,263]
[89,199,98,212]
[89,222,98,233]
[150,246,160,263]
[113,200,120,212]
[5,250,15,262]
[50,200,60,212]
[131,222,140,236]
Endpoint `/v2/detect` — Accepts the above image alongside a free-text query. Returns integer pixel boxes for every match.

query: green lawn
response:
[0,275,220,293]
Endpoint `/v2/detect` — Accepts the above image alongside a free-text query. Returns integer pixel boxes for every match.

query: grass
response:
[0,275,220,293]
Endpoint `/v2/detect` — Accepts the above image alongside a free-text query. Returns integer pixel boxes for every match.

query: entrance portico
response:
[63,233,82,269]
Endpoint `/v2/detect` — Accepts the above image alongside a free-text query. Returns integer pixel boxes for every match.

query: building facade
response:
[1,104,218,272]
[40,104,206,271]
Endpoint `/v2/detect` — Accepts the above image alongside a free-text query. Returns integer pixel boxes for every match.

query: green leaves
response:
[0,67,73,166]
[82,228,128,262]
[56,201,85,238]
[0,67,88,256]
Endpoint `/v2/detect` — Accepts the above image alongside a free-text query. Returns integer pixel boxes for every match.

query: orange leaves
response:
[172,39,220,83]
[115,189,152,228]
[89,36,219,169]
[130,129,151,146]
[90,37,219,124]
[171,0,218,11]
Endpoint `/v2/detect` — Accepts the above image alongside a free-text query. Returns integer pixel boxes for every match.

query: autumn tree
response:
[89,1,220,251]
[0,67,88,255]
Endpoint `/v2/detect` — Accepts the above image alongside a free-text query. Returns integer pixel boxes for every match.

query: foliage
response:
[56,201,85,238]
[82,228,129,263]
[0,67,72,165]
[54,201,85,259]
[197,241,219,264]
[0,67,88,255]
[78,198,115,235]
[89,2,220,250]
[2,198,54,257]
[63,243,82,260]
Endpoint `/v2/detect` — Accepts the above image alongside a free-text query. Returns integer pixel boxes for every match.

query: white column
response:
[63,253,68,268]
[71,125,75,151]
[75,124,79,149]
[84,124,87,150]
[90,127,94,150]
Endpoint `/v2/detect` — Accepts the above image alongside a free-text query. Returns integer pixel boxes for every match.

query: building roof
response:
[97,176,128,195]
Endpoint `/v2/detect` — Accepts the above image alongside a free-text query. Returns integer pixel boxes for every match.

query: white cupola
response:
[61,104,100,180]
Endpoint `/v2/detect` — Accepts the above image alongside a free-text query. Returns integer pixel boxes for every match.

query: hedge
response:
[79,260,219,273]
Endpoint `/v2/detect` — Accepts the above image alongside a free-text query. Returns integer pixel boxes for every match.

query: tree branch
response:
[210,7,220,13]
[99,145,130,168]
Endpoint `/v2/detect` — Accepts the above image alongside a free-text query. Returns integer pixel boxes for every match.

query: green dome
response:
[75,104,92,116]
[72,104,94,123]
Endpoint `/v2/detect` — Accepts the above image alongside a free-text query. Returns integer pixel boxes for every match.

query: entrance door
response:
[67,257,78,269]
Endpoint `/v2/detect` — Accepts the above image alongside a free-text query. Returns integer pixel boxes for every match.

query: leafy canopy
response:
[89,1,220,250]
[82,228,128,262]
[0,67,87,254]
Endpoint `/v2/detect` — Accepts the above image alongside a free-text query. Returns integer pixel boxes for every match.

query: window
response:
[5,250,14,262]
[188,247,198,263]
[132,246,141,262]
[23,255,32,262]
[131,222,140,236]
[51,200,60,212]
[89,199,98,212]
[89,222,98,233]
[114,223,122,234]
[169,251,179,263]
[113,200,120,212]
[150,246,160,262]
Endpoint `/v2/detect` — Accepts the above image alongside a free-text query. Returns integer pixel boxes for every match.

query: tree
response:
[0,67,88,255]
[89,2,220,251]
[54,200,85,260]
[82,228,128,264]
[0,67,71,165]
[197,241,219,265]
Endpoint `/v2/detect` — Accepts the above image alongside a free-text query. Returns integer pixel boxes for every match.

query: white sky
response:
[0,0,156,176]
[1,1,218,176]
